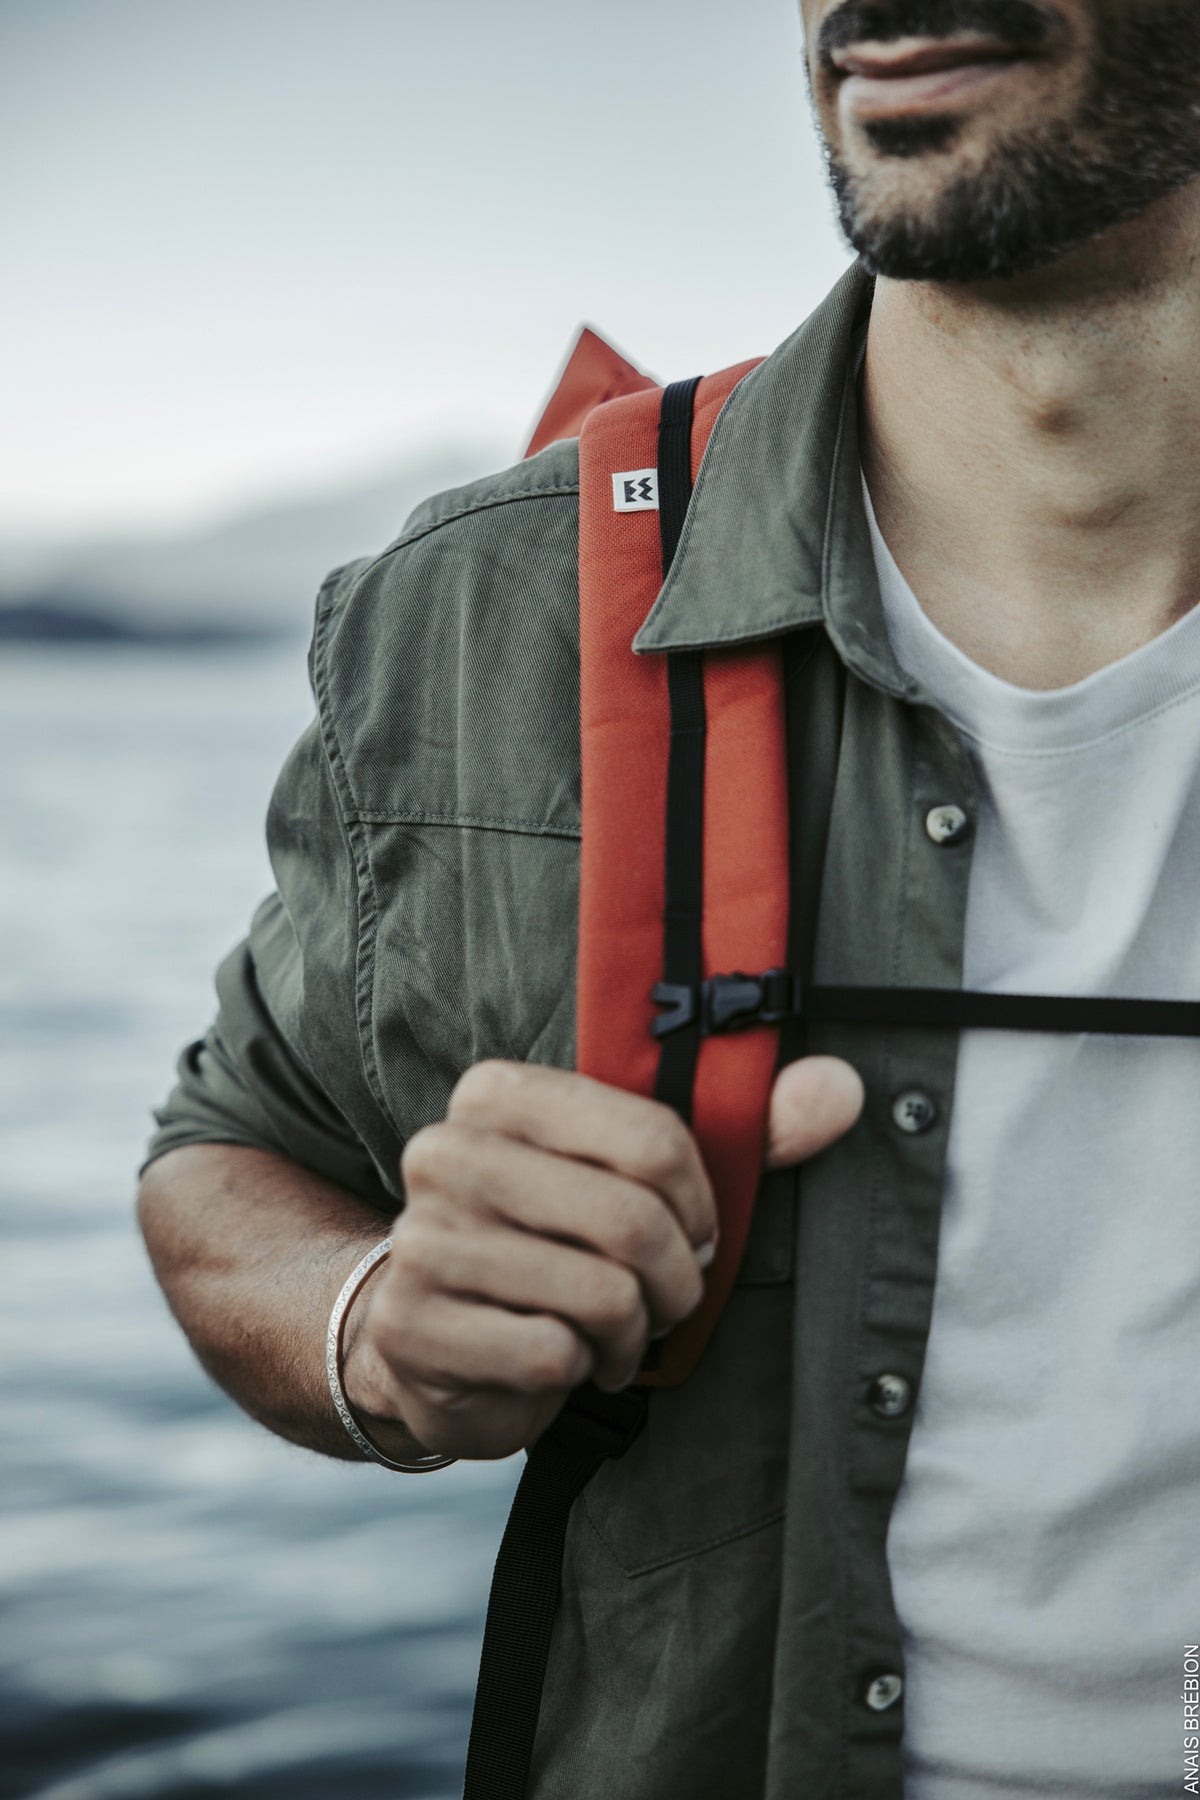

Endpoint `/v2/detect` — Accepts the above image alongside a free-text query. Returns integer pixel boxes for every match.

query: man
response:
[138,0,1200,1793]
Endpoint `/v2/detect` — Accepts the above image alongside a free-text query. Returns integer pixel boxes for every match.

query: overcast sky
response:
[1,0,853,540]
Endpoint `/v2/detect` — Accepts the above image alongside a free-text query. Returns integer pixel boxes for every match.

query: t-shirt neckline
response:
[861,472,1200,756]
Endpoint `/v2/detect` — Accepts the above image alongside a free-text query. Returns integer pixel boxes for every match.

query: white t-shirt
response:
[864,479,1200,1799]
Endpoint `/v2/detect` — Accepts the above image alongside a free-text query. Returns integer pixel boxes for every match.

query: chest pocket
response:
[579,1163,795,1575]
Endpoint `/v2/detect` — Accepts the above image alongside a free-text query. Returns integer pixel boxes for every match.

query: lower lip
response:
[840,58,1023,121]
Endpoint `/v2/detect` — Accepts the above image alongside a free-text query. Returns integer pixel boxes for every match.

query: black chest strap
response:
[652,968,1200,1041]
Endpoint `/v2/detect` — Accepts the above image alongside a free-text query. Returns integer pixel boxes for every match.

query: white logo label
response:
[612,469,659,512]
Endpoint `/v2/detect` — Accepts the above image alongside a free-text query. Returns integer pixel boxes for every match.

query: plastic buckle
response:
[757,967,800,1025]
[650,981,696,1039]
[651,968,800,1039]
[704,972,771,1032]
[703,967,800,1033]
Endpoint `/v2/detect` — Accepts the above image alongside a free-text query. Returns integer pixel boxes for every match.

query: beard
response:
[817,0,1200,282]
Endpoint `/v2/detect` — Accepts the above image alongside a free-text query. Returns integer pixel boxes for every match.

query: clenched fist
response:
[342,1056,864,1460]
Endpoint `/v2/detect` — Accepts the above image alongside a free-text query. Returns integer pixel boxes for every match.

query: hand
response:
[343,1056,864,1460]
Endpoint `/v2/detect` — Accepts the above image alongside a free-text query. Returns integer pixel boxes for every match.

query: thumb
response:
[764,1055,865,1171]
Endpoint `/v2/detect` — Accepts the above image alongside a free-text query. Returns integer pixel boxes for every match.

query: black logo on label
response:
[612,468,658,510]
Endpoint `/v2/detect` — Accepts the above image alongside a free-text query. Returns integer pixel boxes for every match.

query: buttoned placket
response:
[630,260,983,1798]
[835,697,978,1798]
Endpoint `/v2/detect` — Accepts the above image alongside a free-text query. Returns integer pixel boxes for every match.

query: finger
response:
[394,1214,652,1391]
[394,1385,567,1462]
[446,1061,718,1253]
[357,1339,576,1463]
[348,1294,572,1460]
[402,1122,707,1331]
[342,1317,529,1463]
[374,1285,595,1399]
[764,1056,865,1170]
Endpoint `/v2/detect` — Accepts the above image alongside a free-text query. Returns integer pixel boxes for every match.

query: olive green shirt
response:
[148,261,981,1800]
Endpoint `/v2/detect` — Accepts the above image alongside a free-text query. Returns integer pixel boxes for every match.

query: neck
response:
[860,184,1200,689]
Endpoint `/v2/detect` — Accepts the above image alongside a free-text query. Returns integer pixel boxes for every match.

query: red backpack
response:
[550,332,786,1389]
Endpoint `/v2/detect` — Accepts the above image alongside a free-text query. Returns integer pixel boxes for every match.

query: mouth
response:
[830,34,1031,120]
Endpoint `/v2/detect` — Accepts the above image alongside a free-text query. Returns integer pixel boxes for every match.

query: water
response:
[0,645,520,1800]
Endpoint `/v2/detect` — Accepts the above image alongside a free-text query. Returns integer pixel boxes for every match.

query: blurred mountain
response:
[0,441,508,643]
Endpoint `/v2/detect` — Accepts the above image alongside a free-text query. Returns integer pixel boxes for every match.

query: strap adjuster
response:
[651,968,800,1040]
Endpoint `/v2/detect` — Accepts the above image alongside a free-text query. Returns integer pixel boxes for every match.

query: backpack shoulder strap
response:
[577,358,788,1387]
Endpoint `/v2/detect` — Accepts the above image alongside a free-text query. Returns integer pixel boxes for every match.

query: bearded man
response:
[138,2,1200,1794]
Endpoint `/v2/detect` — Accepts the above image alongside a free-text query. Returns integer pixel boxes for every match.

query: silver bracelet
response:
[326,1236,456,1473]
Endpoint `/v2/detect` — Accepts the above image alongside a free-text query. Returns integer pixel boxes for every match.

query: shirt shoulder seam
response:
[315,479,580,614]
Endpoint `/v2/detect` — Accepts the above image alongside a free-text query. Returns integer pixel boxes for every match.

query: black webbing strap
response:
[462,379,702,1800]
[650,967,1200,1041]
[810,985,1200,1035]
[462,1385,647,1799]
[652,377,705,1124]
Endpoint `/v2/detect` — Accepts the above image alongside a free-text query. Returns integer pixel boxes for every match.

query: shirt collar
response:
[631,260,923,706]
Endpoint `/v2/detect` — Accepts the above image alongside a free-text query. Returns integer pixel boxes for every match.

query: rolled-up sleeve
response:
[145,913,394,1207]
[143,562,403,1211]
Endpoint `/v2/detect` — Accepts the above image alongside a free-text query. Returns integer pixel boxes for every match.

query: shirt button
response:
[891,1090,937,1135]
[869,1373,912,1420]
[925,804,970,845]
[864,1672,904,1712]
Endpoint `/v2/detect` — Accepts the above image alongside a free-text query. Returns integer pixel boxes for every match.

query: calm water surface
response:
[0,645,519,1800]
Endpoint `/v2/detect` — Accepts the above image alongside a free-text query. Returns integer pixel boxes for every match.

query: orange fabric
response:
[524,327,656,460]
[577,358,789,1388]
[577,388,667,1102]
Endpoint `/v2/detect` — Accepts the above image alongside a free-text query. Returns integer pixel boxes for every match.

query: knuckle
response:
[390,1218,441,1287]
[449,1058,521,1120]
[583,1262,644,1336]
[516,1320,583,1394]
[400,1123,455,1190]
[603,1190,666,1270]
[636,1108,695,1189]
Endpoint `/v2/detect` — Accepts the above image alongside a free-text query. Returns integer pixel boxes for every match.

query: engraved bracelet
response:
[326,1236,456,1473]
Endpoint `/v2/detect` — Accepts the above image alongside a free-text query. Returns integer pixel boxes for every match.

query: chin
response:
[825,124,1108,285]
[814,5,1200,287]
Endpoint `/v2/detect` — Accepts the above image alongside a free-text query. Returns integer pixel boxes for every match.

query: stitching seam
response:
[341,482,580,592]
[349,808,580,841]
[310,602,405,1143]
[580,1499,785,1578]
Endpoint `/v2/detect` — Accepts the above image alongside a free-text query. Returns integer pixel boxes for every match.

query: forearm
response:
[136,1142,425,1463]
